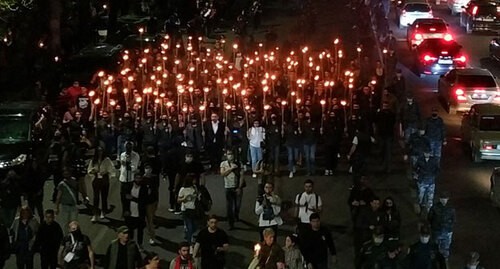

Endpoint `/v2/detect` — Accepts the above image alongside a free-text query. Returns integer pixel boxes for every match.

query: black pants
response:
[167,171,179,210]
[120,182,133,214]
[126,216,145,246]
[379,136,393,172]
[258,225,278,242]
[27,192,44,222]
[225,188,242,227]
[325,143,340,171]
[15,250,33,269]
[206,144,223,172]
[40,249,58,269]
[92,176,110,215]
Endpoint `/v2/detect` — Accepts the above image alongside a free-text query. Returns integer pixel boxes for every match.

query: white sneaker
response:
[252,173,257,178]
[289,172,294,178]
[324,170,329,176]
[91,216,97,223]
[100,212,106,219]
[149,239,156,245]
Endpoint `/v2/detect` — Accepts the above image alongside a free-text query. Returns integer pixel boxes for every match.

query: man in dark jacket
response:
[322,110,344,176]
[425,107,446,164]
[299,213,337,269]
[355,196,384,254]
[408,226,445,269]
[405,128,430,179]
[375,102,397,173]
[428,191,455,263]
[204,113,227,173]
[399,95,420,144]
[265,114,282,173]
[104,226,142,269]
[415,150,440,214]
[34,210,63,269]
[124,175,149,249]
[357,227,388,269]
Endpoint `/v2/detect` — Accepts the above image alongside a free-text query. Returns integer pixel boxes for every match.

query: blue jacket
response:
[415,156,439,183]
[428,203,456,233]
[425,117,446,142]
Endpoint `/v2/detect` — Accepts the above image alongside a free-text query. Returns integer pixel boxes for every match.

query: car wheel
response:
[466,22,473,34]
[471,146,482,163]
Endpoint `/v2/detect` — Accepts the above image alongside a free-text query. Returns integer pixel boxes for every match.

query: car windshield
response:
[405,4,431,12]
[479,115,500,131]
[476,5,497,16]
[457,75,497,87]
[0,115,30,142]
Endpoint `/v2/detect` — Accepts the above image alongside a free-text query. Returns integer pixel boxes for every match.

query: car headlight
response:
[0,154,27,169]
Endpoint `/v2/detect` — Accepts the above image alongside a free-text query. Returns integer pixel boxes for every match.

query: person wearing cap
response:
[399,93,420,144]
[424,108,446,164]
[103,226,142,269]
[428,191,456,262]
[408,226,445,269]
[356,226,387,269]
[414,149,440,214]
[464,252,485,269]
[405,127,430,179]
[118,141,141,216]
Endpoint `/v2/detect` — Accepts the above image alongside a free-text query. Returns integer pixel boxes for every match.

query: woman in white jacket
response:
[248,119,265,178]
[87,146,116,222]
[255,182,282,241]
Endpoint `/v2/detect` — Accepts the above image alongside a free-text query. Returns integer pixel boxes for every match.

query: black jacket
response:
[34,221,63,252]
[299,226,336,265]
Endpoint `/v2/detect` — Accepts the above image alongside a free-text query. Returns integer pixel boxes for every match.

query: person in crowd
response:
[299,111,318,176]
[20,159,46,222]
[377,242,404,269]
[0,219,9,269]
[103,226,142,269]
[283,234,303,269]
[348,175,376,222]
[255,182,283,241]
[11,206,39,269]
[266,114,282,173]
[399,94,420,144]
[87,146,115,222]
[143,162,160,245]
[174,151,206,214]
[424,107,446,164]
[220,149,245,230]
[59,221,95,269]
[66,131,91,203]
[407,226,445,269]
[0,169,22,228]
[178,174,200,244]
[375,101,396,173]
[357,227,387,269]
[380,197,401,240]
[55,168,79,227]
[414,149,440,214]
[295,179,322,236]
[463,251,485,269]
[124,174,148,250]
[170,242,195,269]
[354,196,383,255]
[405,128,430,179]
[322,110,344,176]
[257,228,285,269]
[144,251,161,269]
[193,215,229,269]
[185,118,204,153]
[204,112,227,173]
[284,119,301,178]
[248,119,266,178]
[119,141,141,216]
[140,111,157,151]
[428,191,456,265]
[299,213,336,269]
[347,123,375,176]
[389,70,406,103]
[34,209,63,269]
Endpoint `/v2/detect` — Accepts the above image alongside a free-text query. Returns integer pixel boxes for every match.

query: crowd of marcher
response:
[0,0,488,269]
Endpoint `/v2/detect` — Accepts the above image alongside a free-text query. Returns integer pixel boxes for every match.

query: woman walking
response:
[87,146,115,222]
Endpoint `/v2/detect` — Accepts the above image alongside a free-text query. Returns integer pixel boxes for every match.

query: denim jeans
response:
[286,146,300,172]
[433,231,453,259]
[429,140,442,162]
[250,145,263,172]
[268,145,281,171]
[303,144,317,175]
[417,181,435,210]
[225,188,242,227]
[182,211,197,244]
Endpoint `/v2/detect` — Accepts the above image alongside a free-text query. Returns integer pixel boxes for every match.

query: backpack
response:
[262,199,275,221]
[296,192,319,213]
[196,185,212,212]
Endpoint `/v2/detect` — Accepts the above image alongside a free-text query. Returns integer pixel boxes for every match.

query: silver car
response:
[461,104,500,162]
[438,68,500,114]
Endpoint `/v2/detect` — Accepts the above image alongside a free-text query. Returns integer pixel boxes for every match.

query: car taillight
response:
[430,28,436,32]
[414,33,423,40]
[483,144,495,150]
[472,6,478,15]
[444,33,453,41]
[424,54,436,61]
[441,51,449,55]
[454,55,466,63]
[455,88,464,95]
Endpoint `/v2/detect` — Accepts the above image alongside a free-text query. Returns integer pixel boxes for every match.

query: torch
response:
[320,99,326,129]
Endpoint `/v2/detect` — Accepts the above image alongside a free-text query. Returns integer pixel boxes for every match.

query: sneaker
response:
[168,208,175,212]
[324,170,329,176]
[149,239,156,245]
[289,172,294,178]
[174,211,182,215]
[91,216,97,223]
[252,173,257,178]
[100,212,106,219]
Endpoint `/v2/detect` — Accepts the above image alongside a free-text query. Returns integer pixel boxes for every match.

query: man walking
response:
[295,179,322,236]
[193,215,229,269]
[35,210,63,269]
[103,226,142,269]
[425,107,446,164]
[204,113,227,173]
[299,213,337,269]
[428,191,456,265]
[170,242,195,269]
[220,149,245,230]
[415,149,440,214]
[119,141,141,216]
[55,168,79,227]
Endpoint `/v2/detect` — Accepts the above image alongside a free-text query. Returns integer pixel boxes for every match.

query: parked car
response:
[461,103,500,162]
[460,0,500,33]
[438,68,500,114]
[398,2,433,29]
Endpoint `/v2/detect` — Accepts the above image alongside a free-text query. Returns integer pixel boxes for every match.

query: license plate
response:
[472,93,489,99]
[438,59,453,64]
[425,34,443,38]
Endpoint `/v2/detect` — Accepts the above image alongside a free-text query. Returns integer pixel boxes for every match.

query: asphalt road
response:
[390,2,500,268]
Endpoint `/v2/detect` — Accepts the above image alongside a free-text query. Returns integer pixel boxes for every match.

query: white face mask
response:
[185,157,193,163]
[373,237,384,244]
[439,198,448,206]
[420,236,430,244]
